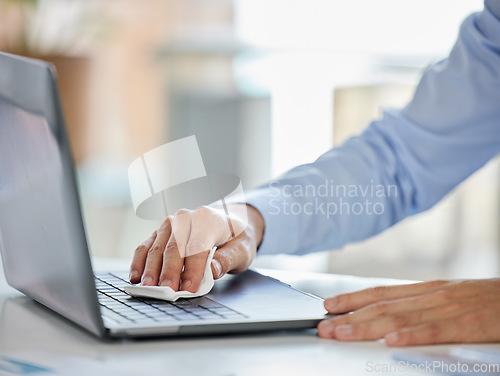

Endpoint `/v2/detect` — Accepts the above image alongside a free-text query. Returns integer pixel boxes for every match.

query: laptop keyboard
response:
[95,273,246,326]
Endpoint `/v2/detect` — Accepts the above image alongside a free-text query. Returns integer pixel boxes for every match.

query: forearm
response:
[245,119,414,256]
[247,3,500,256]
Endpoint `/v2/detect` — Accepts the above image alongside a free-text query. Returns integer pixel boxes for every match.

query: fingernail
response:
[141,276,153,286]
[385,332,399,345]
[160,279,172,287]
[181,279,191,291]
[317,321,336,338]
[324,297,338,311]
[129,270,139,280]
[336,324,353,338]
[211,259,222,278]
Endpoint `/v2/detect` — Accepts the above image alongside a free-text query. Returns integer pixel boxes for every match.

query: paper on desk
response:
[124,247,216,301]
[0,350,136,376]
[393,347,500,375]
[449,346,500,366]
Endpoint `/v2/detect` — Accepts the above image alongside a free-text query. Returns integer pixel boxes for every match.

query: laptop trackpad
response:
[206,270,326,320]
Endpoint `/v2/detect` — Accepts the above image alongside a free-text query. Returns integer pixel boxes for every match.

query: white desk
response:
[0,266,498,376]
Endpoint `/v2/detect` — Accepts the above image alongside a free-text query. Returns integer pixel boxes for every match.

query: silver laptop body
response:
[0,52,326,338]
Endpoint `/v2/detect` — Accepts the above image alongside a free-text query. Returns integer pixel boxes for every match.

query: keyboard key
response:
[198,299,224,309]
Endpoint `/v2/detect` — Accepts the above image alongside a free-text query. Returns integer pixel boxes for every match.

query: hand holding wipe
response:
[124,247,217,302]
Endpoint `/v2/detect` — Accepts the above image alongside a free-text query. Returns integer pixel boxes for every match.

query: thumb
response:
[210,237,255,280]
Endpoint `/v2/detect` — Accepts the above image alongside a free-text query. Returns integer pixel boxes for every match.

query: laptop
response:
[0,52,327,338]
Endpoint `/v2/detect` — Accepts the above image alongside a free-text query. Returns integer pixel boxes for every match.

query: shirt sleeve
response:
[245,1,500,256]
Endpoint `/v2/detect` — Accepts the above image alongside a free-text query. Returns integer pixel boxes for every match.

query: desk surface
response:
[0,264,498,376]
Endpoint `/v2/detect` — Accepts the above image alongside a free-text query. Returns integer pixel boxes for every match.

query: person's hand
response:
[128,204,264,293]
[317,279,500,346]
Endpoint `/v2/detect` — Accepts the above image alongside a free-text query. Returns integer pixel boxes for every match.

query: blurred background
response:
[1,0,498,281]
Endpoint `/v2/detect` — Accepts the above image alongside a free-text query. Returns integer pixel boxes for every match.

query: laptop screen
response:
[0,53,104,336]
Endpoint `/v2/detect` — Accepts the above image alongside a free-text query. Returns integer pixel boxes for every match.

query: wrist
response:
[246,204,265,248]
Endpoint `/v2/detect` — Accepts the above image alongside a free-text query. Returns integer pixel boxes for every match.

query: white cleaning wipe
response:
[124,247,216,302]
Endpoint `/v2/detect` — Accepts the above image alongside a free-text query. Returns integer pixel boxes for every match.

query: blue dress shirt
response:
[245,0,500,256]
